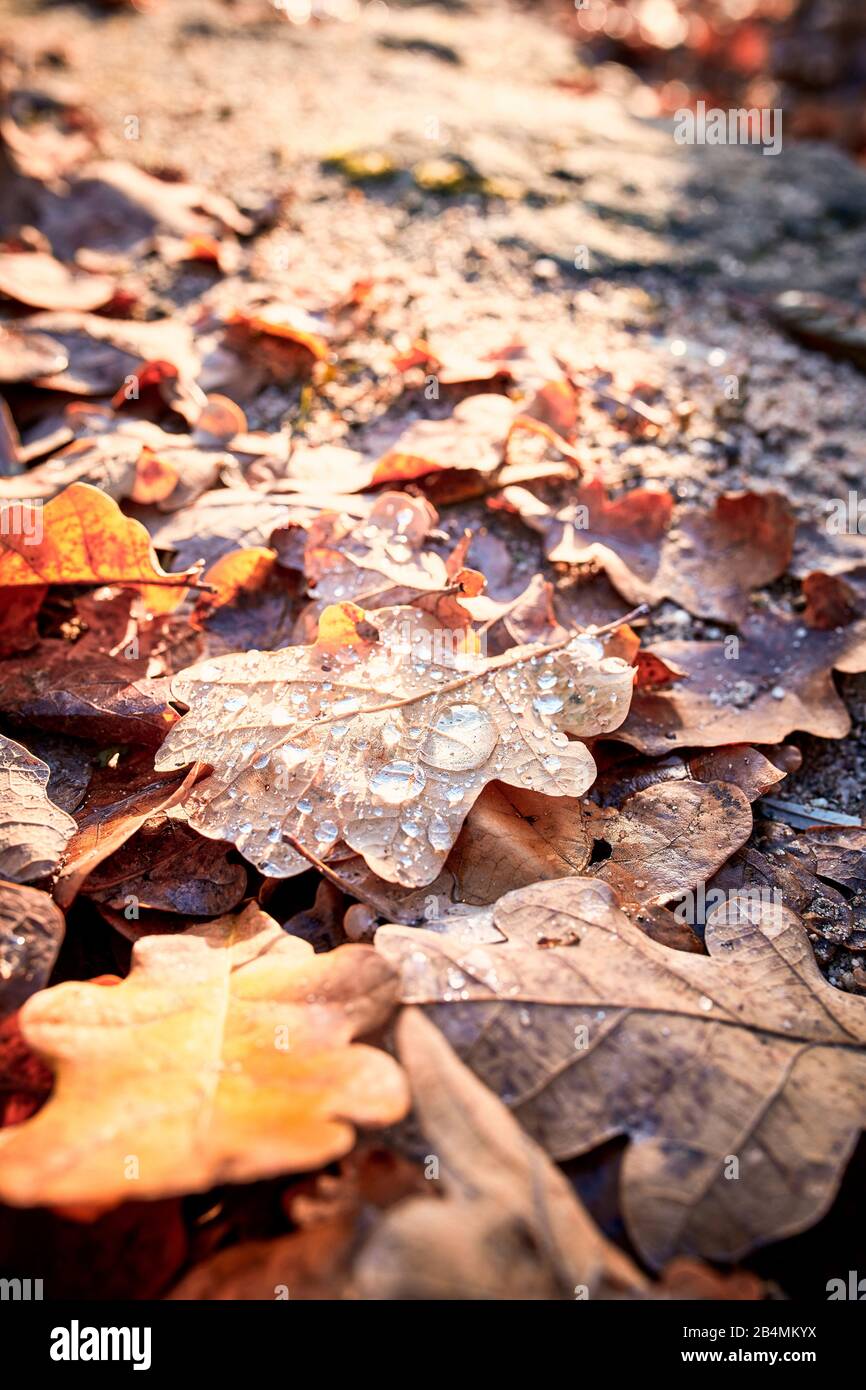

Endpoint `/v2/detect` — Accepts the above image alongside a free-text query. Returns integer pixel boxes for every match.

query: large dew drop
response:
[420,703,498,771]
[369,760,427,805]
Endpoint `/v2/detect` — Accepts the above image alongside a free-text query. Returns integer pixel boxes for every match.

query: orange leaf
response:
[0,902,408,1206]
[0,481,196,615]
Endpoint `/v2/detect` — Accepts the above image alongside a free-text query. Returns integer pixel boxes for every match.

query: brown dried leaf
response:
[0,881,65,1016]
[84,818,247,932]
[375,878,866,1266]
[590,780,753,906]
[511,482,795,623]
[616,608,866,754]
[352,1009,646,1301]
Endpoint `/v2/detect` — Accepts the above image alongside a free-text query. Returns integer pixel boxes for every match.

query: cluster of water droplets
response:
[159,609,635,886]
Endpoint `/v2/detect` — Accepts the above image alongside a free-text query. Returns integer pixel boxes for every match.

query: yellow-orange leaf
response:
[0,481,195,614]
[0,902,408,1206]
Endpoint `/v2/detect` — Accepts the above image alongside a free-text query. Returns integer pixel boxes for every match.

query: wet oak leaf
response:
[375,878,866,1267]
[300,493,481,637]
[0,733,76,882]
[154,602,634,888]
[0,901,408,1206]
[0,881,66,1016]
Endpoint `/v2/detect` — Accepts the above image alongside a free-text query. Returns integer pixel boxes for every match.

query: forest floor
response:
[3,0,866,1306]
[4,0,865,813]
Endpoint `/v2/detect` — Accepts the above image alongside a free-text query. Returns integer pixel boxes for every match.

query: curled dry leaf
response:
[375,877,866,1267]
[510,482,795,623]
[0,325,68,383]
[353,1008,646,1301]
[0,733,75,882]
[372,394,516,485]
[0,902,408,1206]
[0,251,115,312]
[155,602,635,888]
[0,881,66,1016]
[617,607,866,754]
[592,743,798,807]
[54,760,201,909]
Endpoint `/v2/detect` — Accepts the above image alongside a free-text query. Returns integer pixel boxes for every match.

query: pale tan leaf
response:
[353,1008,646,1300]
[155,602,634,887]
[0,734,76,881]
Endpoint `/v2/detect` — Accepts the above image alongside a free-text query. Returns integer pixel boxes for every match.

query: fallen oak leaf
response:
[614,607,866,755]
[371,394,516,486]
[0,881,65,1016]
[508,481,795,624]
[589,780,753,907]
[0,733,75,882]
[54,759,201,910]
[0,481,197,616]
[168,1144,425,1300]
[592,744,799,807]
[789,826,866,893]
[36,158,253,261]
[300,492,482,637]
[352,1008,647,1301]
[442,782,594,906]
[0,901,408,1206]
[709,844,856,950]
[154,602,636,888]
[19,310,199,397]
[375,878,866,1266]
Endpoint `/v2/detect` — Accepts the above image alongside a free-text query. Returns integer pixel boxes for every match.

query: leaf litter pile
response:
[1,0,866,1304]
